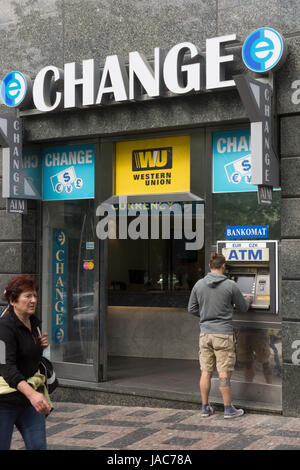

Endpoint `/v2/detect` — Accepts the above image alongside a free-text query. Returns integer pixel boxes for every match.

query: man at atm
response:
[188,252,252,419]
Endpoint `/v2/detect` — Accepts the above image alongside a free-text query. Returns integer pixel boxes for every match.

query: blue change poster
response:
[52,229,68,344]
[213,129,257,193]
[42,144,95,201]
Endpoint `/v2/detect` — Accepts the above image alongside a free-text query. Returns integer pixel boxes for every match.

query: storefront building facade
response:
[0,0,300,416]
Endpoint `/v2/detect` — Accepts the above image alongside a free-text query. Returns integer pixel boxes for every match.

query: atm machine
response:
[213,240,281,408]
[217,240,279,315]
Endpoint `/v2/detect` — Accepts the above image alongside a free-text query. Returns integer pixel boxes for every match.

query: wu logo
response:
[132,147,172,171]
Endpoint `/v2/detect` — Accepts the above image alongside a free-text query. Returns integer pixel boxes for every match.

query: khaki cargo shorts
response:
[199,333,236,373]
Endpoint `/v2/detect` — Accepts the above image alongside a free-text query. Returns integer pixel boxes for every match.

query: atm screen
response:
[235,275,254,294]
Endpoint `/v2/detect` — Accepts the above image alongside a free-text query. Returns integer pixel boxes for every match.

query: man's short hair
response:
[209,252,226,270]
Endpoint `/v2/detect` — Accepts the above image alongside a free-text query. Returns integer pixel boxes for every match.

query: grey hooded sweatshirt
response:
[188,273,250,334]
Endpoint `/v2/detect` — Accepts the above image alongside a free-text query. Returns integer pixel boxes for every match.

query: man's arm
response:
[188,286,200,317]
[232,283,252,312]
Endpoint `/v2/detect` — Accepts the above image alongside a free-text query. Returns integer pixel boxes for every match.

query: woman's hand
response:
[30,390,51,415]
[39,332,49,349]
[17,381,51,415]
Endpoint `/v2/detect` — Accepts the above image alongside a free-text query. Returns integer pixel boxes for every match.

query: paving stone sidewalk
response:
[10,402,300,450]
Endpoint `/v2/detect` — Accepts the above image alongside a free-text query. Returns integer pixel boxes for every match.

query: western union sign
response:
[132,147,172,171]
[116,136,190,195]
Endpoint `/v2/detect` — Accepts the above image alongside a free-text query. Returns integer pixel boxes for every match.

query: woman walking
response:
[0,275,51,450]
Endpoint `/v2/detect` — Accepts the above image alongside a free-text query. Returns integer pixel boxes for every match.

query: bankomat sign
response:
[0,28,287,113]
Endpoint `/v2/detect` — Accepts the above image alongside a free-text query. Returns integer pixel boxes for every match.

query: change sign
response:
[1,114,40,200]
[42,144,95,201]
[213,129,257,193]
[234,75,279,187]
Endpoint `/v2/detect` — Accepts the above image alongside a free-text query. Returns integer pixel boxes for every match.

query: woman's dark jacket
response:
[0,310,43,407]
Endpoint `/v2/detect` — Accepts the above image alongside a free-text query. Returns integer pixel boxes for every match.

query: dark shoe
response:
[224,405,244,419]
[201,404,214,417]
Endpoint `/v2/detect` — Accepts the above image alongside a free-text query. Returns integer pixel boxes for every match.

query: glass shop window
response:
[108,202,205,307]
[212,191,281,244]
[42,200,96,365]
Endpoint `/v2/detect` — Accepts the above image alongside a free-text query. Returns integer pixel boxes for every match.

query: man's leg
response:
[262,362,273,384]
[243,360,255,382]
[214,333,244,419]
[218,372,231,406]
[200,370,212,405]
[218,371,244,419]
[200,370,214,417]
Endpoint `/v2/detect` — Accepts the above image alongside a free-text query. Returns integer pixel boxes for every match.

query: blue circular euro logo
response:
[1,71,28,107]
[242,28,285,73]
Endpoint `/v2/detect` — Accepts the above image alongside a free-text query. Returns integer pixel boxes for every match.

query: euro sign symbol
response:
[63,171,71,183]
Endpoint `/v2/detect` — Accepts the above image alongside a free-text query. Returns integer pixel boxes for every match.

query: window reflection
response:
[43,200,96,365]
[233,328,282,384]
[108,215,205,307]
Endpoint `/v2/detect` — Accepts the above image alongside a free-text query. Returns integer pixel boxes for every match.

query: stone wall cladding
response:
[280,114,300,416]
[0,0,300,414]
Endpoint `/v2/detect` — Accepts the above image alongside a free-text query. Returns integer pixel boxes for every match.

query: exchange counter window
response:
[212,191,281,244]
[108,205,205,307]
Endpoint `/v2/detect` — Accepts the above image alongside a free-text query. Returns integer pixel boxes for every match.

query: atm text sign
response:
[222,247,269,262]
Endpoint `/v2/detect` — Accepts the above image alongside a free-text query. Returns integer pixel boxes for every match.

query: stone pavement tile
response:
[130,407,188,423]
[53,403,100,417]
[48,429,122,450]
[47,443,93,450]
[157,411,197,424]
[9,402,300,451]
[127,409,157,417]
[46,422,77,436]
[269,430,300,438]
[85,418,152,428]
[242,426,273,437]
[214,434,261,450]
[270,418,300,431]
[245,437,280,450]
[72,430,106,439]
[102,427,160,449]
[80,407,119,419]
[275,444,300,450]
[82,425,154,448]
[246,436,300,450]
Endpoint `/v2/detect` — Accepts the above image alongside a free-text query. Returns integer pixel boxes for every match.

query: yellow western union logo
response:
[132,147,172,171]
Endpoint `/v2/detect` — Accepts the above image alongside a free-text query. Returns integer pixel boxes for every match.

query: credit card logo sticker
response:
[242,27,285,72]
